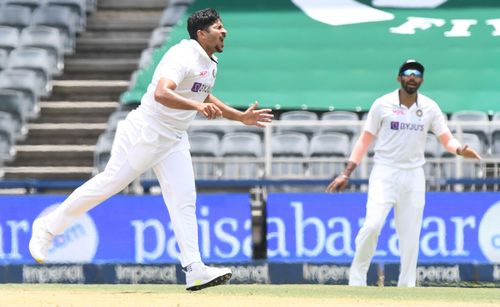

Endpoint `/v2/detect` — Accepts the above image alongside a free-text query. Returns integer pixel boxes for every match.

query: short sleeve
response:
[430,104,450,137]
[364,101,382,136]
[155,48,189,87]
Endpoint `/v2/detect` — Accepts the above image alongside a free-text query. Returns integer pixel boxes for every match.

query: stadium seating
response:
[93,131,115,174]
[188,115,235,139]
[0,5,31,30]
[271,132,308,177]
[0,88,28,139]
[138,47,155,69]
[148,27,172,49]
[0,113,15,161]
[7,47,53,96]
[0,49,7,70]
[0,26,19,54]
[158,3,188,27]
[308,132,350,178]
[0,69,39,118]
[46,0,87,32]
[220,132,262,179]
[3,0,43,11]
[105,109,130,134]
[189,131,220,179]
[320,111,360,140]
[441,133,484,178]
[450,110,490,147]
[32,5,77,53]
[277,110,319,138]
[20,25,65,74]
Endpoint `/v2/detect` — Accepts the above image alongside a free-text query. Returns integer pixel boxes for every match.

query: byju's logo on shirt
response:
[390,121,424,131]
[191,82,211,93]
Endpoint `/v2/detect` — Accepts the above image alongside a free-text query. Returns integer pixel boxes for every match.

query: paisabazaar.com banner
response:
[266,192,500,264]
[0,192,498,264]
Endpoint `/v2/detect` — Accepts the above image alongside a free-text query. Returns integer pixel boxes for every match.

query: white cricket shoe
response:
[185,262,232,291]
[28,218,54,264]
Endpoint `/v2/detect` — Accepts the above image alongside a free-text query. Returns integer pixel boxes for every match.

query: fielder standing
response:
[29,8,273,291]
[326,60,481,287]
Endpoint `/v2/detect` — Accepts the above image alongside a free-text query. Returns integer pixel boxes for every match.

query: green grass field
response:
[0,284,499,307]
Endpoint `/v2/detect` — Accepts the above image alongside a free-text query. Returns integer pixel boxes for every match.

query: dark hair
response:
[187,8,220,40]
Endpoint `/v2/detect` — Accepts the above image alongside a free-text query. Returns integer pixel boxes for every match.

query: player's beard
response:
[401,79,421,94]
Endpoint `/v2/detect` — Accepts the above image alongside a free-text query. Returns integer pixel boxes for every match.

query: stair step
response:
[87,11,163,31]
[3,166,93,180]
[6,145,95,167]
[17,123,106,145]
[98,0,169,10]
[47,80,129,101]
[31,101,118,124]
[77,37,149,48]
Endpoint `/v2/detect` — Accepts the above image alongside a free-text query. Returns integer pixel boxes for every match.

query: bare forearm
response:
[155,87,200,110]
[205,94,242,121]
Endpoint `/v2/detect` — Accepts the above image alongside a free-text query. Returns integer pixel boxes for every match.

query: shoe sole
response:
[186,272,232,291]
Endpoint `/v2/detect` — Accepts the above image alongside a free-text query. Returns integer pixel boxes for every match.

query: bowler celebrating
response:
[29,8,273,291]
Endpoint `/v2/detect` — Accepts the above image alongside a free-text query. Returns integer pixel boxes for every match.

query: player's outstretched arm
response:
[205,94,273,127]
[438,132,482,160]
[326,131,374,193]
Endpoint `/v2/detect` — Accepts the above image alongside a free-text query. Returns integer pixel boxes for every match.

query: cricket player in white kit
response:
[327,60,481,287]
[29,8,273,291]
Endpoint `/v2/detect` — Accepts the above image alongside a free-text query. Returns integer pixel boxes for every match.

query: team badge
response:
[416,109,423,117]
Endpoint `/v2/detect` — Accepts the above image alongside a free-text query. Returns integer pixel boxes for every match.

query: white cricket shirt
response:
[364,89,449,168]
[139,39,218,135]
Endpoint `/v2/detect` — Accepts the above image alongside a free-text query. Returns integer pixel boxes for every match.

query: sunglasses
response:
[401,69,423,78]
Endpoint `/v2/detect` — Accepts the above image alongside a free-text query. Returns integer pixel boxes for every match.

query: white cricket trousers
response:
[349,164,425,287]
[43,109,202,267]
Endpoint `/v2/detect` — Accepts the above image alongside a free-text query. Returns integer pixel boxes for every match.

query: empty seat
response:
[491,112,500,155]
[0,5,32,30]
[7,47,53,96]
[0,69,39,118]
[424,133,440,177]
[0,89,28,138]
[20,25,65,74]
[271,132,308,177]
[320,111,360,139]
[189,132,220,179]
[441,133,483,178]
[277,110,319,137]
[149,27,171,48]
[0,49,8,70]
[85,0,96,12]
[0,114,16,161]
[188,114,235,138]
[138,47,155,69]
[220,132,262,179]
[105,109,130,133]
[450,110,489,146]
[309,132,350,178]
[4,0,43,10]
[424,133,440,157]
[0,26,19,53]
[93,131,115,174]
[32,6,77,53]
[46,0,87,32]
[158,4,189,27]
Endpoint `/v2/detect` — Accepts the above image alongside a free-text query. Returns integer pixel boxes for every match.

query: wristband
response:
[340,174,349,180]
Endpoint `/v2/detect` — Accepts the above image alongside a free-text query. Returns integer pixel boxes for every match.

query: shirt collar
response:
[188,39,218,64]
[395,89,419,109]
